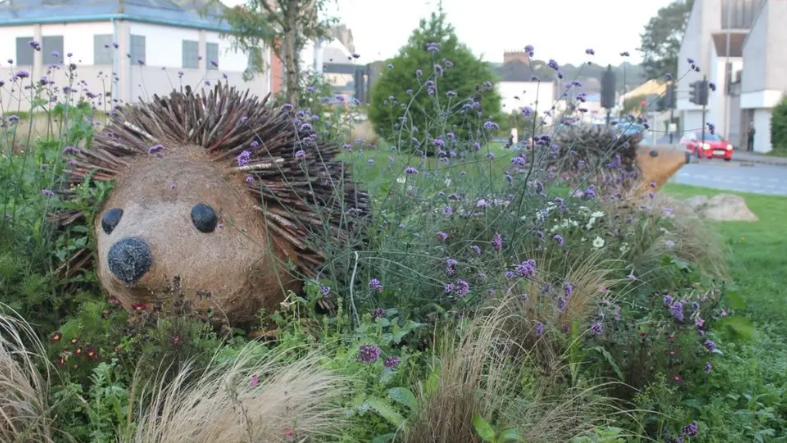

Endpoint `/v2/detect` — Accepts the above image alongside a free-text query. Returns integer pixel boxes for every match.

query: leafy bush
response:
[770,99,787,154]
[368,6,502,150]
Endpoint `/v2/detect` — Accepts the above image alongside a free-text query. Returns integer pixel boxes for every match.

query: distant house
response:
[495,54,556,120]
[677,0,785,152]
[0,0,270,110]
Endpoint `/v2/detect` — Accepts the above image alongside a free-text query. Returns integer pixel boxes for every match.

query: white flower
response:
[620,243,629,253]
[591,211,605,218]
[444,178,452,187]
[586,217,596,230]
[592,236,605,248]
[396,176,406,184]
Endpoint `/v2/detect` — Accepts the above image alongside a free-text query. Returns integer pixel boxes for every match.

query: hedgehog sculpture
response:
[52,84,369,324]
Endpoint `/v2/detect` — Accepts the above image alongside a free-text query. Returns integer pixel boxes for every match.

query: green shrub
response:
[770,99,787,153]
[368,6,502,150]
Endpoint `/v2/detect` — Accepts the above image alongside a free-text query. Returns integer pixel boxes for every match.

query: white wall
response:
[0,25,34,67]
[498,81,556,117]
[1,21,271,108]
[682,109,706,135]
[128,22,200,69]
[752,108,772,153]
[43,22,115,65]
[205,29,252,73]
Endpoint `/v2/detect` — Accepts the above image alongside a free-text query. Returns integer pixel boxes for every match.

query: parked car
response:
[679,131,733,161]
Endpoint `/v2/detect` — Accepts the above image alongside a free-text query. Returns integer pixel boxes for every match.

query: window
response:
[182,40,199,69]
[15,36,35,66]
[94,34,114,65]
[42,36,64,65]
[130,34,146,65]
[206,42,218,70]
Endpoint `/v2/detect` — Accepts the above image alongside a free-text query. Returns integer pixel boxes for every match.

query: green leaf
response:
[388,387,418,412]
[714,316,757,341]
[422,368,440,399]
[724,289,747,310]
[498,428,524,442]
[472,414,497,442]
[365,396,405,427]
[372,433,396,443]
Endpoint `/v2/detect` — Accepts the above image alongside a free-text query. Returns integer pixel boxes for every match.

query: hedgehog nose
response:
[108,237,152,286]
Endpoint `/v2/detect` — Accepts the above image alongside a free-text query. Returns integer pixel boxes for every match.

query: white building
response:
[677,0,785,152]
[739,0,787,152]
[0,0,270,111]
[494,59,556,120]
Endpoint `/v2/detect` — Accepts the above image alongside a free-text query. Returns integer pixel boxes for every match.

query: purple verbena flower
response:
[236,150,251,166]
[492,233,503,251]
[670,301,684,322]
[369,278,384,293]
[515,259,536,277]
[357,344,382,364]
[384,355,401,369]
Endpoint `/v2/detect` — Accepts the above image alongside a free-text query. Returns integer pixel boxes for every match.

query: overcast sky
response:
[222,0,677,66]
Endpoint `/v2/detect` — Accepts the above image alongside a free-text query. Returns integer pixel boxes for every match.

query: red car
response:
[679,131,733,161]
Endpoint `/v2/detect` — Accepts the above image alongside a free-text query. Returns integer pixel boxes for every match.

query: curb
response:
[650,145,787,167]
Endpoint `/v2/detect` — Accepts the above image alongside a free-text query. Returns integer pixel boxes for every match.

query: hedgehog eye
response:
[649,149,659,157]
[191,204,218,233]
[101,208,123,234]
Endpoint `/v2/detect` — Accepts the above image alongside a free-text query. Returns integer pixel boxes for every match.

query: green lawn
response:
[664,183,787,329]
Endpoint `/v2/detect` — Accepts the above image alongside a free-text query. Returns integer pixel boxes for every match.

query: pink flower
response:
[251,374,259,387]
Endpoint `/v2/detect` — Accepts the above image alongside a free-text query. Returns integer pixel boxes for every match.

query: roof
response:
[0,0,231,31]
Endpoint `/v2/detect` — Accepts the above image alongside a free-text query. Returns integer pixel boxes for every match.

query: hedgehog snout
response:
[108,237,152,286]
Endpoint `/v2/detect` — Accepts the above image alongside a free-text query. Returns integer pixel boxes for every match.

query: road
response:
[670,161,787,196]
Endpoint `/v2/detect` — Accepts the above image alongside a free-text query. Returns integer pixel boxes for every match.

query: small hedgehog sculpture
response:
[53,84,369,324]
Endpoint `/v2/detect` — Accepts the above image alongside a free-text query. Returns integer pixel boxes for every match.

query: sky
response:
[222,0,676,66]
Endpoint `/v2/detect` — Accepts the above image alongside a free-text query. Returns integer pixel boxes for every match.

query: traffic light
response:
[601,65,616,109]
[666,83,676,109]
[689,81,699,105]
[698,79,709,106]
[689,80,709,106]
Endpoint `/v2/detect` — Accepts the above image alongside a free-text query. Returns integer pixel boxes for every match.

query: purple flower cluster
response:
[446,258,458,276]
[515,259,536,277]
[357,344,382,364]
[384,355,401,369]
[670,301,684,322]
[236,150,251,167]
[492,233,503,251]
[369,278,384,293]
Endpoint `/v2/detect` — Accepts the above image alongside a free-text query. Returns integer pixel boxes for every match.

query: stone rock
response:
[685,195,709,210]
[702,194,758,221]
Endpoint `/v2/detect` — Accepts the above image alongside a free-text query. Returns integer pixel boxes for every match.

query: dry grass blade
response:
[0,307,54,443]
[128,344,348,443]
[405,301,621,443]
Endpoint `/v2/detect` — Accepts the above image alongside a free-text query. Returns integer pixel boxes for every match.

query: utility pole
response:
[724,0,732,144]
[701,75,707,150]
[669,80,676,144]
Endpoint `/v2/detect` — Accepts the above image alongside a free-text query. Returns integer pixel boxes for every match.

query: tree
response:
[638,0,694,80]
[771,99,787,153]
[368,5,501,149]
[221,0,336,107]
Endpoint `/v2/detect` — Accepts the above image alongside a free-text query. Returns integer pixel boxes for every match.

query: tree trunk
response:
[284,0,300,107]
